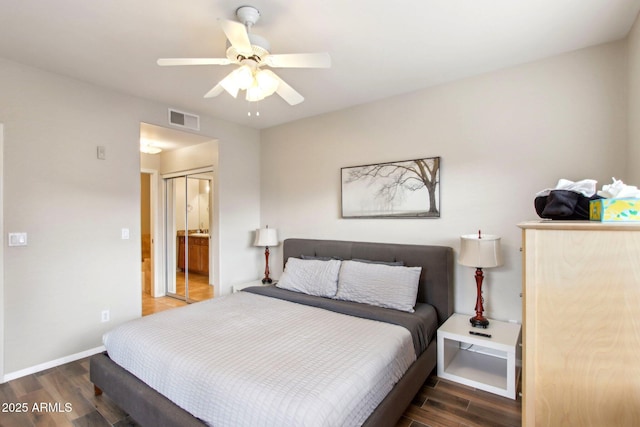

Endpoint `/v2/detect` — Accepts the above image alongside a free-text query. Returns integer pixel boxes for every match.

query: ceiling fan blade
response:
[157,58,231,66]
[203,84,224,98]
[265,53,331,68]
[218,19,252,56]
[261,70,304,105]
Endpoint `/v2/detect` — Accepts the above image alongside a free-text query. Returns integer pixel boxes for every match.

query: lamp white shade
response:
[458,233,503,268]
[254,227,278,247]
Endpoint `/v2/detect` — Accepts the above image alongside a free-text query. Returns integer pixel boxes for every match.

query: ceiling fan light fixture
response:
[235,65,255,90]
[255,69,279,96]
[140,141,162,154]
[246,81,267,102]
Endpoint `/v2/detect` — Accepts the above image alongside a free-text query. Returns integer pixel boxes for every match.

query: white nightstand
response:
[437,313,521,399]
[231,280,273,293]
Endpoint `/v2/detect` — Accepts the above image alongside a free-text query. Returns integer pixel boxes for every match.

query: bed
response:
[90,238,454,427]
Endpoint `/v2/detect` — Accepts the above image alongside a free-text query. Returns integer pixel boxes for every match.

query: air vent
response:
[168,109,200,131]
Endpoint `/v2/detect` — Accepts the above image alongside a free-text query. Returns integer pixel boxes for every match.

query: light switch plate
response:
[8,232,27,246]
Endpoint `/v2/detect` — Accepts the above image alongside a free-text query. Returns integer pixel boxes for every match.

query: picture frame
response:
[341,156,440,218]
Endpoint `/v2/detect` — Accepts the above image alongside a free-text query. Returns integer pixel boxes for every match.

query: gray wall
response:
[0,58,261,378]
[260,40,629,324]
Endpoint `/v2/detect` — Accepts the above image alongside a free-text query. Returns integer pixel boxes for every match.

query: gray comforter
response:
[103,291,419,427]
[244,285,438,355]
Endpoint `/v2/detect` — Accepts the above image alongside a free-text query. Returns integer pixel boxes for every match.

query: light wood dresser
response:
[518,221,640,426]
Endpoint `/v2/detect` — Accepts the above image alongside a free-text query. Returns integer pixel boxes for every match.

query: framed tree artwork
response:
[341,156,440,218]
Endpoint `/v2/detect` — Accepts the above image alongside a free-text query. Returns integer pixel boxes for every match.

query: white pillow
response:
[334,260,421,312]
[276,257,341,297]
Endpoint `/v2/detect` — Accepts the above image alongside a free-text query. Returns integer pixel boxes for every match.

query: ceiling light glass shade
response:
[235,65,255,90]
[255,69,279,96]
[246,81,267,102]
[140,143,162,154]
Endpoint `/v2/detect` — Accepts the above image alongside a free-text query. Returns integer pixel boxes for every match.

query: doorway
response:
[165,170,214,302]
[139,122,218,314]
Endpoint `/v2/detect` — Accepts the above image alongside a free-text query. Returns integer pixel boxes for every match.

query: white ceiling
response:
[1,0,639,132]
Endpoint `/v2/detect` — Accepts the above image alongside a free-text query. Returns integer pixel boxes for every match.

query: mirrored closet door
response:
[165,170,214,302]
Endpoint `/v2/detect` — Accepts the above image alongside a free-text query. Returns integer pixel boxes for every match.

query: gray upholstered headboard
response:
[283,238,454,324]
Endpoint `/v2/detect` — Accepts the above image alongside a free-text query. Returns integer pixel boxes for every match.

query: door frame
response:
[141,168,163,297]
[0,124,5,381]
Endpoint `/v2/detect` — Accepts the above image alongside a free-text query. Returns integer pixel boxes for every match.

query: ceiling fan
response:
[157,6,331,106]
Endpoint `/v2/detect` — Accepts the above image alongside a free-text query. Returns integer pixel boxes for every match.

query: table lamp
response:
[458,230,503,328]
[254,226,278,284]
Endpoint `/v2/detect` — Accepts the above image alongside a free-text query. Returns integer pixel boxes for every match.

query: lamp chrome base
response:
[470,316,489,328]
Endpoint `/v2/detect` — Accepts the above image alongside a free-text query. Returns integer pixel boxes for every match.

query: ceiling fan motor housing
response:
[226,33,270,64]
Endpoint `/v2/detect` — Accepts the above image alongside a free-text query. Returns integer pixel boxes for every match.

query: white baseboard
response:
[2,345,106,383]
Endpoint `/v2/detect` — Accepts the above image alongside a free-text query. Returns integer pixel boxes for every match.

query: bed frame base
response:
[91,352,207,427]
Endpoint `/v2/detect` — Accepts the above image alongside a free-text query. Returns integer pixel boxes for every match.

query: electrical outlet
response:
[101,310,110,323]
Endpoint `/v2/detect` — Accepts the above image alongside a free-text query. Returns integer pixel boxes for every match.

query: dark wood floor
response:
[0,357,130,427]
[0,355,521,427]
[397,376,522,427]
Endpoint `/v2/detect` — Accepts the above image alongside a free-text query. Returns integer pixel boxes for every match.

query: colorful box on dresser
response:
[589,198,640,222]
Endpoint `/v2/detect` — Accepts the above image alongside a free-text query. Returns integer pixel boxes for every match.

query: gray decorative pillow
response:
[276,257,342,297]
[334,260,421,312]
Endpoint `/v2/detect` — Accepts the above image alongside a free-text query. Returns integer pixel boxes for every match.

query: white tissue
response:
[535,178,597,197]
[597,177,640,198]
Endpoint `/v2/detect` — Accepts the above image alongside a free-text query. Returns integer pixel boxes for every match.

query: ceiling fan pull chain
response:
[247,101,260,117]
[247,100,260,117]
[247,99,260,117]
